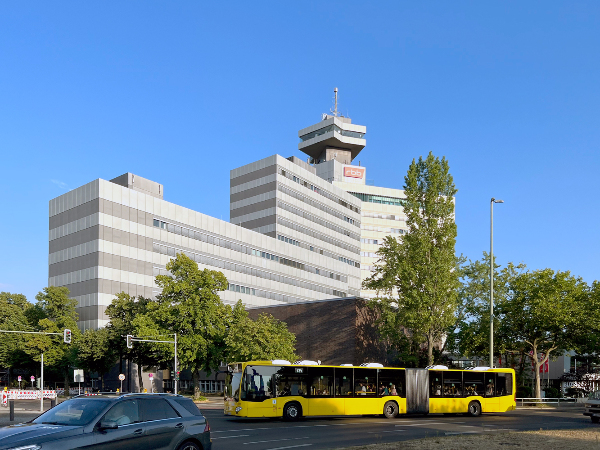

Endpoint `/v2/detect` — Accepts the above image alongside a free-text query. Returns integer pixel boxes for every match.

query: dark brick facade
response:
[247,297,390,366]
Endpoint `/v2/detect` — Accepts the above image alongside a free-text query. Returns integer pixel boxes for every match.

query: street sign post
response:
[118,374,125,393]
[30,376,35,388]
[17,376,21,389]
[74,370,84,395]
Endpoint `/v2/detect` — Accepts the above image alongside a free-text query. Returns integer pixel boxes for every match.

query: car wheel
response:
[177,441,200,450]
[283,402,302,421]
[467,401,482,417]
[383,401,399,419]
[592,416,599,424]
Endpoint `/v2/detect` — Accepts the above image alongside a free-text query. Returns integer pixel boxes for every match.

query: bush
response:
[545,387,561,398]
[517,386,532,398]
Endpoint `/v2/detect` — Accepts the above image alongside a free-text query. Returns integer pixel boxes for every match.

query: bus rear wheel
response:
[467,401,482,417]
[283,402,302,421]
[383,401,399,419]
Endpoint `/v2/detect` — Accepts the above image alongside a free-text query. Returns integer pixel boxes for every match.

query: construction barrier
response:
[5,390,57,400]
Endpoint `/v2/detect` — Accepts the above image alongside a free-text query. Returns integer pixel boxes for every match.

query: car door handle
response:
[134,429,143,435]
[175,423,184,429]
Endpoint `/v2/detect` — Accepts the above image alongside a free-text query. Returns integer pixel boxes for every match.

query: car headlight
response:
[8,446,42,450]
[235,406,242,413]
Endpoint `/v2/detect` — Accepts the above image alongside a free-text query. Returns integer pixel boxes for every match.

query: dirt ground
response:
[336,428,600,450]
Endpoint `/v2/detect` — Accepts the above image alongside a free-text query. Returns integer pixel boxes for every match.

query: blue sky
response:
[1,1,599,302]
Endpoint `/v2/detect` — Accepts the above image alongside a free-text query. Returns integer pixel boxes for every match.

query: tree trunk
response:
[137,360,144,393]
[427,334,434,366]
[64,371,70,396]
[193,370,201,400]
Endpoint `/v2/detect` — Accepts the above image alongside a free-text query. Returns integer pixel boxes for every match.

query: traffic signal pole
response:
[126,334,178,394]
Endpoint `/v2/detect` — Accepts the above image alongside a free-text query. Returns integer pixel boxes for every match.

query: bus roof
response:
[229,361,514,372]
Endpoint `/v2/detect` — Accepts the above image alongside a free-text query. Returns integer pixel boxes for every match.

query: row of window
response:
[350,192,407,207]
[278,184,360,229]
[277,216,361,256]
[361,238,379,245]
[228,283,255,295]
[236,366,405,402]
[298,124,365,143]
[429,371,513,398]
[277,200,361,241]
[361,212,405,221]
[278,234,300,246]
[361,225,406,234]
[280,168,360,214]
[361,251,379,258]
[153,243,347,298]
[277,233,359,268]
[152,219,347,283]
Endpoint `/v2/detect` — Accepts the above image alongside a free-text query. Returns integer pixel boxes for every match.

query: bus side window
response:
[308,367,334,397]
[354,368,377,397]
[505,372,513,396]
[463,372,484,397]
[443,372,463,397]
[430,371,443,398]
[378,369,405,398]
[496,373,506,397]
[334,368,353,397]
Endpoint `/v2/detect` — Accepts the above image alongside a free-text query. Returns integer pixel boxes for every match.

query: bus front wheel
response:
[283,402,302,421]
[383,401,399,419]
[467,401,482,417]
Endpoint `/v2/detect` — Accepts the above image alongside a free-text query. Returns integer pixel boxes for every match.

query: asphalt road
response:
[202,406,595,450]
[1,401,594,449]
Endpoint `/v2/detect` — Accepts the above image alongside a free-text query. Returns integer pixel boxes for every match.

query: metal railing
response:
[516,397,578,406]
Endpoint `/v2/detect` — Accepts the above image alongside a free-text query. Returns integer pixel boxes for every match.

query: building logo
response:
[344,167,365,179]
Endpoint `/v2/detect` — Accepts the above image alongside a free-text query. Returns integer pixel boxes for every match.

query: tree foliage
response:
[499,268,589,398]
[364,152,460,365]
[0,292,33,369]
[132,253,230,397]
[225,301,298,363]
[76,327,117,390]
[23,287,80,390]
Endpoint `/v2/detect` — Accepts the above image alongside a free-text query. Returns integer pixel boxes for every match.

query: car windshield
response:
[33,398,111,426]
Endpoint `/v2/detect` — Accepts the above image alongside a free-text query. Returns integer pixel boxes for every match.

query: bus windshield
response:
[225,372,242,401]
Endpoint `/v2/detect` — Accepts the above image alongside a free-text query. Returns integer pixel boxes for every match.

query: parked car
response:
[0,393,211,450]
[584,390,600,423]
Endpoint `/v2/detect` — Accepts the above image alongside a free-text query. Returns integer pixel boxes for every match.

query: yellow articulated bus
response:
[224,360,516,420]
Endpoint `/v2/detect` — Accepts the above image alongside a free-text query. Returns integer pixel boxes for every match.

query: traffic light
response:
[126,335,133,349]
[63,329,72,344]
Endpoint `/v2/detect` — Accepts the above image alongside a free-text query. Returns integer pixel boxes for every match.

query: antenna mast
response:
[331,87,340,117]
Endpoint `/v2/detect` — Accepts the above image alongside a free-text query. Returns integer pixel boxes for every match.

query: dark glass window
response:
[243,365,280,401]
[354,368,377,397]
[104,399,141,425]
[308,367,334,397]
[153,219,160,227]
[173,398,203,416]
[140,398,179,421]
[34,398,111,426]
[463,372,485,397]
[275,366,308,398]
[484,374,496,397]
[378,369,405,397]
[334,368,353,397]
[505,372,513,395]
[443,372,463,397]
[430,371,443,398]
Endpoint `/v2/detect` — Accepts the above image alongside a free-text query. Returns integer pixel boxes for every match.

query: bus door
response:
[306,367,342,415]
[406,369,429,414]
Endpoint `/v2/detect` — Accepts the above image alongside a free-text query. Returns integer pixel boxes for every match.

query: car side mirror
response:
[99,420,118,430]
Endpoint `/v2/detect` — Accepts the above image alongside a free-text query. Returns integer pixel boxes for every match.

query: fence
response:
[516,397,578,407]
[2,390,57,404]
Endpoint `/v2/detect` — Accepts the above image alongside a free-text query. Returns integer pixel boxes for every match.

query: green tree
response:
[499,269,588,398]
[77,328,117,390]
[452,254,525,360]
[0,292,33,370]
[105,293,157,392]
[225,301,298,363]
[24,286,80,391]
[364,152,460,365]
[133,253,230,398]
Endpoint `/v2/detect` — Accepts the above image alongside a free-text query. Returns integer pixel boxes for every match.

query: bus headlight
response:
[235,406,242,413]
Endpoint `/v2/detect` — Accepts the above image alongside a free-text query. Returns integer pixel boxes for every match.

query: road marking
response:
[400,422,446,427]
[244,437,309,445]
[264,445,312,450]
[213,428,270,433]
[368,430,406,434]
[211,434,250,439]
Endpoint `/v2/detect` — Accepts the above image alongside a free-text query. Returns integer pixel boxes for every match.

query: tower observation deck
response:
[298,88,366,165]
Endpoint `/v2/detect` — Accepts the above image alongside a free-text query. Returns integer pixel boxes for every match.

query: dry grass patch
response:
[337,428,600,450]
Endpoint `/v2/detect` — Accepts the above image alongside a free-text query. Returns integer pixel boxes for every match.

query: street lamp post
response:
[490,198,504,368]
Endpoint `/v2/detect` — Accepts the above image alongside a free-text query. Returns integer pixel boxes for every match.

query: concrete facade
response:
[49,168,363,330]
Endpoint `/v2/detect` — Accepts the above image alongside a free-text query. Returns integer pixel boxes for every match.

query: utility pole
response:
[490,198,504,368]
